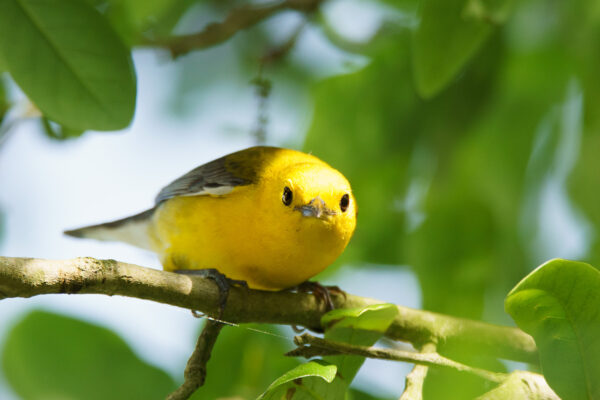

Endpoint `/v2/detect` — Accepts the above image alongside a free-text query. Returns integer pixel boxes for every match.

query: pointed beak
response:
[295,196,336,219]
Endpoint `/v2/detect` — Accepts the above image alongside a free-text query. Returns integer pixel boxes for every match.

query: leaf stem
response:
[290,334,506,384]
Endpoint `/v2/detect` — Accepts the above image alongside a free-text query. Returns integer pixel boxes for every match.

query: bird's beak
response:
[295,196,336,219]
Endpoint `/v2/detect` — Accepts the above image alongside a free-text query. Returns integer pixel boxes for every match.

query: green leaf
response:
[505,259,600,400]
[257,360,338,400]
[0,0,136,131]
[477,371,559,400]
[0,78,8,126]
[347,388,394,400]
[412,0,511,97]
[2,310,175,400]
[259,305,397,400]
[323,304,398,384]
[41,116,85,140]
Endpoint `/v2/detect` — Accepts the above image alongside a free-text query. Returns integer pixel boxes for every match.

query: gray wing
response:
[154,154,250,204]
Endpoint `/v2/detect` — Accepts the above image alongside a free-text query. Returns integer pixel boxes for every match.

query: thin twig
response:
[289,334,506,384]
[144,0,322,58]
[0,256,538,364]
[251,21,306,145]
[167,320,224,400]
[399,342,436,400]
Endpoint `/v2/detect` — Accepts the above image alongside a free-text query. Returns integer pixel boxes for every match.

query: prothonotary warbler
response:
[65,146,357,293]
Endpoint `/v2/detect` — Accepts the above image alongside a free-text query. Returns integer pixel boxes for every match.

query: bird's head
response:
[262,160,357,247]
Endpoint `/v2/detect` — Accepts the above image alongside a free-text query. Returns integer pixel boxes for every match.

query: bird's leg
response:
[175,268,248,319]
[296,281,346,312]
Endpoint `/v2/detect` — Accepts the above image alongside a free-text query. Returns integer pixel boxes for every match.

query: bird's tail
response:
[64,208,156,251]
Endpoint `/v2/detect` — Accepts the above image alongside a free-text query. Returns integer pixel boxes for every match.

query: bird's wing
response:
[154,146,280,204]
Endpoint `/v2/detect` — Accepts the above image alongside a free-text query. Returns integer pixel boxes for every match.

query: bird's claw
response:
[296,281,344,311]
[175,268,248,319]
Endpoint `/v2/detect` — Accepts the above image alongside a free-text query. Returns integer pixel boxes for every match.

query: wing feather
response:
[154,147,279,204]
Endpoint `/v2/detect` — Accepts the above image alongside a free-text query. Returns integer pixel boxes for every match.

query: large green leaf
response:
[412,0,513,97]
[2,310,175,400]
[505,259,600,400]
[257,360,338,400]
[0,0,136,131]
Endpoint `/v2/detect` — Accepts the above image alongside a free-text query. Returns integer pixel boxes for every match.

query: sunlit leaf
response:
[477,371,558,399]
[2,310,175,400]
[257,360,338,400]
[505,259,600,400]
[0,0,136,131]
[322,304,398,382]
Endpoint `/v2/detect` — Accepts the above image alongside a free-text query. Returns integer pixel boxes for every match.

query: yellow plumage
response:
[66,146,357,290]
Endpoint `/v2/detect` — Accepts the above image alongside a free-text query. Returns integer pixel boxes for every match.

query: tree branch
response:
[144,0,322,58]
[166,320,224,400]
[0,257,537,364]
[289,333,506,384]
[399,342,436,400]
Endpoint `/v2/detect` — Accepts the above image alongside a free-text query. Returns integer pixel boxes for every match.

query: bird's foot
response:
[175,268,248,319]
[296,281,345,312]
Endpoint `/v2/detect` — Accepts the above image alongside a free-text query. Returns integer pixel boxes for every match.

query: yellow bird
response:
[66,146,357,292]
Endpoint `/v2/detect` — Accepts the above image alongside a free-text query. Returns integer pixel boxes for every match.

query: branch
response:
[289,333,506,384]
[144,0,322,58]
[399,342,436,400]
[0,257,537,363]
[167,320,223,400]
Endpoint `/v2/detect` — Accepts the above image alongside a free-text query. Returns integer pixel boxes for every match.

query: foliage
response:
[0,0,599,398]
[506,259,600,400]
[259,304,397,399]
[2,310,175,400]
[0,0,136,131]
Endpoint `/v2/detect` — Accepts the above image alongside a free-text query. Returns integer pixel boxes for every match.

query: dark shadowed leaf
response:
[412,0,514,97]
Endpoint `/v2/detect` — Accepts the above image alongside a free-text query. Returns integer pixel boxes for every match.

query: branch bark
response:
[399,342,436,400]
[0,257,538,364]
[144,0,322,57]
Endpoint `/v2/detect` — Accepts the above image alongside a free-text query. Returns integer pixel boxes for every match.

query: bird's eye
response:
[340,194,350,212]
[282,186,293,206]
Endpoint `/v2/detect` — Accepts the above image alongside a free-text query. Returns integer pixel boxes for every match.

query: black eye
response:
[282,186,293,206]
[340,194,350,212]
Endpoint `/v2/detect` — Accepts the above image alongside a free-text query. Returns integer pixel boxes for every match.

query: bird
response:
[65,146,357,302]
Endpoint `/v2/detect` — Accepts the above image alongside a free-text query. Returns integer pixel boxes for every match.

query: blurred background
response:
[0,0,598,398]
